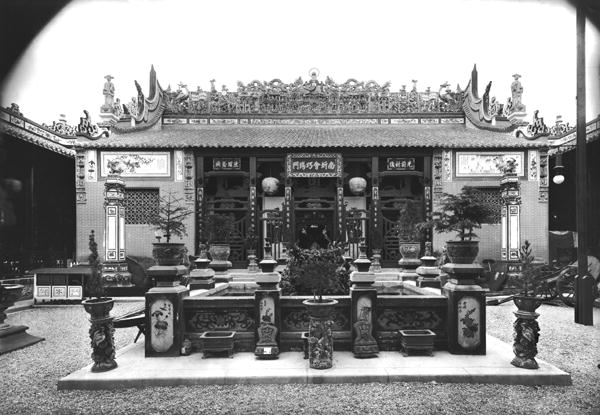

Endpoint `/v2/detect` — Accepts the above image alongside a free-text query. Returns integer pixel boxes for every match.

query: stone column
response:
[350,240,379,358]
[145,265,189,357]
[500,169,521,275]
[254,241,281,359]
[442,263,486,354]
[101,173,132,287]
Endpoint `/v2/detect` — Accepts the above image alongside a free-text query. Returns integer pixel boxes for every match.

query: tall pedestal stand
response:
[442,263,486,355]
[145,265,189,357]
[350,248,379,358]
[254,249,281,359]
[101,174,132,288]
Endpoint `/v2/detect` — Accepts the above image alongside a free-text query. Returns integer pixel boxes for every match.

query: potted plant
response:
[284,245,348,369]
[204,213,235,272]
[416,186,494,264]
[397,199,424,261]
[81,230,118,372]
[245,231,259,272]
[511,240,543,370]
[149,192,193,266]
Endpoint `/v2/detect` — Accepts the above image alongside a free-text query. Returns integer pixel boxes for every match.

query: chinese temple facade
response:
[8,64,596,272]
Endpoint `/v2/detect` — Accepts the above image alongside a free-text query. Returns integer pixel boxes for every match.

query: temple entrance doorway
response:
[295,211,333,250]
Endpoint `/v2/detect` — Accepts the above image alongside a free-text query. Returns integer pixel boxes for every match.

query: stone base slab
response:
[58,335,571,389]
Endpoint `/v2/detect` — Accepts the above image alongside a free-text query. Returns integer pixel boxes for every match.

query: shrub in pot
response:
[150,192,192,266]
[511,240,544,369]
[416,186,495,264]
[282,244,348,369]
[81,230,117,372]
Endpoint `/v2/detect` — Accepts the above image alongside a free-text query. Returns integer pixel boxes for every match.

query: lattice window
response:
[124,189,159,225]
[474,187,502,224]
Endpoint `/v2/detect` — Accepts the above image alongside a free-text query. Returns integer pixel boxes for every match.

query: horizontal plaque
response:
[286,153,342,177]
[100,151,171,177]
[387,158,415,171]
[213,157,241,171]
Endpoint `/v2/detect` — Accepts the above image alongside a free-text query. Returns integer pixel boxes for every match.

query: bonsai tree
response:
[85,230,105,298]
[281,244,350,301]
[150,192,193,243]
[204,213,235,244]
[417,186,494,241]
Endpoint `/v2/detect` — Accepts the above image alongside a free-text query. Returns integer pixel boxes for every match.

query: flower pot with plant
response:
[150,192,193,266]
[396,199,423,260]
[81,230,117,372]
[204,213,235,273]
[511,240,544,369]
[417,186,494,264]
[283,245,348,369]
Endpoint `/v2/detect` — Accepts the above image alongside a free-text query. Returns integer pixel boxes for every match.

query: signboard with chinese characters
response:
[213,157,241,171]
[386,158,415,171]
[100,152,171,177]
[286,153,342,177]
[455,152,524,177]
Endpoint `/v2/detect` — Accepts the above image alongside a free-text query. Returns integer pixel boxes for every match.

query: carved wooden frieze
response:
[282,308,349,332]
[375,308,444,331]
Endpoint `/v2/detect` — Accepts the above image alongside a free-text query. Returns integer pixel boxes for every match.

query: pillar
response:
[500,168,521,276]
[101,173,132,287]
[145,265,189,357]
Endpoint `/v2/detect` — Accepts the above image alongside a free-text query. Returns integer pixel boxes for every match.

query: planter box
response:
[199,331,236,358]
[398,329,436,356]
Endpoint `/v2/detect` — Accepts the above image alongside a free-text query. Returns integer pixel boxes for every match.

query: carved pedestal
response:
[0,284,44,355]
[511,296,542,369]
[369,249,382,273]
[417,242,441,289]
[82,298,117,372]
[303,299,338,369]
[145,265,189,357]
[442,263,486,355]
[189,252,215,290]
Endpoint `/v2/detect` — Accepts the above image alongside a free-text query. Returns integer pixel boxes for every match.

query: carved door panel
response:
[344,196,368,259]
[260,197,284,260]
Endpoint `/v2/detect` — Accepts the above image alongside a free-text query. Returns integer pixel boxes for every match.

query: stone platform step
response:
[0,325,45,355]
[58,335,570,390]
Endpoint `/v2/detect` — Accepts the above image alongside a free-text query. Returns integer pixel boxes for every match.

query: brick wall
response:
[432,151,548,263]
[76,178,194,263]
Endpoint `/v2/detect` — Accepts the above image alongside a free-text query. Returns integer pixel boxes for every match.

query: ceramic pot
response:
[445,240,479,264]
[209,243,232,272]
[152,242,187,266]
[303,299,338,369]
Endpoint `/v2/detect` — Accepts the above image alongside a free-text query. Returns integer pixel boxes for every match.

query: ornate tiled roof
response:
[77,123,548,150]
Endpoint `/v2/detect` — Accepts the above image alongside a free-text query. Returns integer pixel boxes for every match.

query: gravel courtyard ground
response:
[1,300,599,415]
